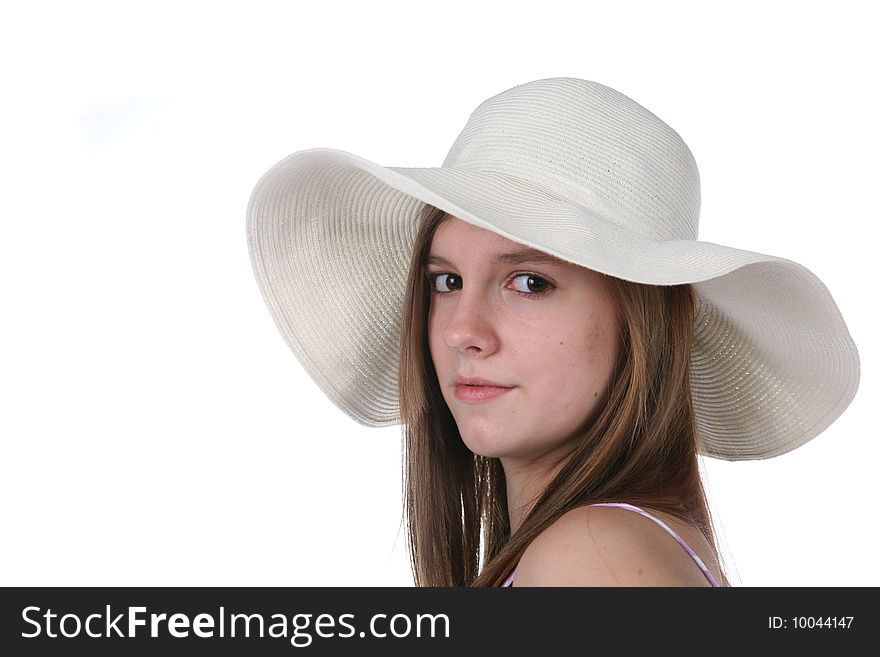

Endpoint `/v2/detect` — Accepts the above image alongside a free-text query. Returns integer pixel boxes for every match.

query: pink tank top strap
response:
[501,502,720,587]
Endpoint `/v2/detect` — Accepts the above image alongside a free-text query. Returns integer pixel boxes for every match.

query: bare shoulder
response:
[513,505,717,587]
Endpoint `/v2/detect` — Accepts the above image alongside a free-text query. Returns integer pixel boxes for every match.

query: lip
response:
[454,375,512,388]
[453,375,515,404]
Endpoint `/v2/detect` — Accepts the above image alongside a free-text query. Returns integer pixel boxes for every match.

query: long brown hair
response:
[398,203,731,587]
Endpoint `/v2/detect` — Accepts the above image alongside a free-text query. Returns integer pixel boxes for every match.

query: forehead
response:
[427,216,571,269]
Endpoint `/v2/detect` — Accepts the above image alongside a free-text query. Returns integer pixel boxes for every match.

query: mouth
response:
[453,375,513,388]
[455,377,514,404]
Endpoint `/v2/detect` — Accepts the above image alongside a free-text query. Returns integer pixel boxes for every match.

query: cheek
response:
[427,304,446,368]
[535,313,618,395]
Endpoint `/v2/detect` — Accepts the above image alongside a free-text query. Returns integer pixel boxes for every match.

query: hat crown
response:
[442,78,701,241]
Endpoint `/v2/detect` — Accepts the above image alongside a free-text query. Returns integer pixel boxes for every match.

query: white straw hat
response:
[246,77,860,461]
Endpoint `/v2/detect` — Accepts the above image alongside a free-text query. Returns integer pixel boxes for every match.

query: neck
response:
[502,451,572,535]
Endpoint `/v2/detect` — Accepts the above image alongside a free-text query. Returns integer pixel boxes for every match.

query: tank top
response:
[500,502,720,587]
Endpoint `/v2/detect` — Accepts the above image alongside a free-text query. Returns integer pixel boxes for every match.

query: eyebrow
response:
[424,246,568,269]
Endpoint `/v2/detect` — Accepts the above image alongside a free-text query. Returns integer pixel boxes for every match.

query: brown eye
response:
[431,273,462,293]
[511,274,550,294]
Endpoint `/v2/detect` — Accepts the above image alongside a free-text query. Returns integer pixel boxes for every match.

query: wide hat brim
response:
[246,147,860,461]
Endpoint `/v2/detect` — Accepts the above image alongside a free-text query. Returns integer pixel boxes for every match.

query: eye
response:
[510,273,551,295]
[430,273,461,293]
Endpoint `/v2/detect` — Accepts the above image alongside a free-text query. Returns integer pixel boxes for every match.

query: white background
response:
[1,1,875,587]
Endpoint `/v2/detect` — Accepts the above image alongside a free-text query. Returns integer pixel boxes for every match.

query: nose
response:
[441,285,501,356]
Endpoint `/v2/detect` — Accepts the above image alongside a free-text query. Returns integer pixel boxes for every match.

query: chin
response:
[456,423,513,458]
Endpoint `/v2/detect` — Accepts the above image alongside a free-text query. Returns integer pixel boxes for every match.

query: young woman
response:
[399,205,725,587]
[246,77,860,587]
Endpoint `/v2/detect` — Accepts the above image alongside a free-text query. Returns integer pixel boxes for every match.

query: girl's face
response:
[427,216,622,463]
